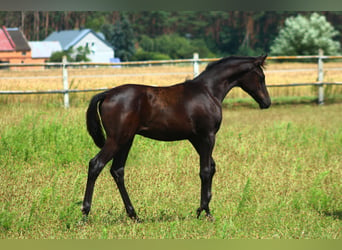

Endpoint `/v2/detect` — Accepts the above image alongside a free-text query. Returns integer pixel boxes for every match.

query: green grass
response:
[0,102,341,239]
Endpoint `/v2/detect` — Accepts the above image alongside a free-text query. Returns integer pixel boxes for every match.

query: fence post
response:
[317,49,324,105]
[193,53,199,78]
[62,56,70,108]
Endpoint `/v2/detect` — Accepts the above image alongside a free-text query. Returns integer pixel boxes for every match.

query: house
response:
[28,41,62,60]
[44,29,115,63]
[0,26,35,67]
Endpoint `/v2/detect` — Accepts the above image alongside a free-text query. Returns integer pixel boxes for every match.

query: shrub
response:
[131,49,171,61]
[137,34,216,59]
[270,13,341,55]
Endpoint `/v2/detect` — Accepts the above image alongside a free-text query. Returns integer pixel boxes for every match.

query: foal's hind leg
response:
[82,140,117,216]
[109,139,138,221]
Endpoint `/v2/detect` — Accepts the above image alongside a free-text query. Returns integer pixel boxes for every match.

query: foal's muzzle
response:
[259,99,271,109]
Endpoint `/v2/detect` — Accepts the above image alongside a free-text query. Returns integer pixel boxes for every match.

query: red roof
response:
[0,26,30,52]
[0,27,15,51]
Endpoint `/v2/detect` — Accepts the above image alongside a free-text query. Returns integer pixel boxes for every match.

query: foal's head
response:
[236,55,271,109]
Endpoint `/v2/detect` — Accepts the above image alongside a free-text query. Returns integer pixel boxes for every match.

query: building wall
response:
[0,51,46,70]
[0,50,32,63]
[74,32,115,63]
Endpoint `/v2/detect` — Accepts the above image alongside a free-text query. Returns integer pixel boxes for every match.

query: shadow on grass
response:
[91,208,200,225]
[322,210,342,220]
[142,212,194,223]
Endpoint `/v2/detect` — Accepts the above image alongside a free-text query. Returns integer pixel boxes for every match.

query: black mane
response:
[205,56,256,71]
[205,55,267,72]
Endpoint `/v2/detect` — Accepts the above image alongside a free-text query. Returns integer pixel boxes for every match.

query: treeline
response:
[1,11,342,59]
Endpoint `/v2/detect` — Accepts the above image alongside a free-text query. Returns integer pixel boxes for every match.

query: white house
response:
[28,41,62,60]
[44,29,115,63]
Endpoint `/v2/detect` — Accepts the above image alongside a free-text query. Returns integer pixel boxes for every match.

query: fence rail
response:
[1,52,342,108]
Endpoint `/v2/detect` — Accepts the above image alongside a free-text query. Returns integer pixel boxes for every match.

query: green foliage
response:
[237,44,265,56]
[49,46,90,62]
[74,46,91,62]
[215,26,244,55]
[154,34,193,59]
[49,48,73,62]
[131,49,171,61]
[137,34,215,60]
[85,14,106,32]
[139,35,154,52]
[271,13,341,55]
[190,39,217,58]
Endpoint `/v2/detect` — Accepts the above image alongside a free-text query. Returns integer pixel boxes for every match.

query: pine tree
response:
[102,14,136,61]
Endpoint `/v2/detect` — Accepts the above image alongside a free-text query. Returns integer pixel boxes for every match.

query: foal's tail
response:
[86,91,107,148]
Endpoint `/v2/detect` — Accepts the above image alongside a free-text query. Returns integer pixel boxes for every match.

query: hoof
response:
[205,213,215,222]
[196,207,214,221]
[129,215,141,223]
[81,215,89,224]
[81,205,90,216]
[196,208,203,218]
[128,211,141,223]
[133,217,142,223]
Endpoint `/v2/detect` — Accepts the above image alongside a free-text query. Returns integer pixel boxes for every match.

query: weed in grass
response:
[16,200,38,232]
[292,193,304,211]
[309,171,333,212]
[0,204,14,233]
[100,227,108,239]
[59,202,83,230]
[236,178,252,214]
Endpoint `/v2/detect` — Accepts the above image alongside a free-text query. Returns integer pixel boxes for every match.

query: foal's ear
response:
[254,54,267,66]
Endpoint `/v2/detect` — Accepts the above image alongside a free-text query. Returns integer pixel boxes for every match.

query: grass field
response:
[0,101,341,239]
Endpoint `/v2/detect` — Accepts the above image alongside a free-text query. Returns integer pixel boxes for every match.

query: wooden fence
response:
[1,52,342,108]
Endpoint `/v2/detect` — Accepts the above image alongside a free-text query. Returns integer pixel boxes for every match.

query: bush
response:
[49,46,90,62]
[153,34,193,59]
[137,34,216,59]
[270,13,341,55]
[49,51,73,62]
[131,49,171,61]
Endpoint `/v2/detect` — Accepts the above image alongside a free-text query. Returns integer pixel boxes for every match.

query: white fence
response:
[1,52,342,108]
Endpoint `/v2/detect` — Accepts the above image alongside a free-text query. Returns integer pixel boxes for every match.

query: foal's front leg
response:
[198,156,216,219]
[197,155,216,220]
[190,134,216,219]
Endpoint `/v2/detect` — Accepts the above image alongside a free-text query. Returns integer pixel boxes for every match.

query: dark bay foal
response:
[82,55,271,221]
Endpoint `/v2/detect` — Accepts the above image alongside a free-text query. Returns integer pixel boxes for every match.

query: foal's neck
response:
[194,60,256,103]
[194,71,238,103]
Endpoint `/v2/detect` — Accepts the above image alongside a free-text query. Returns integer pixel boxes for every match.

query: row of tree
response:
[0,11,341,61]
